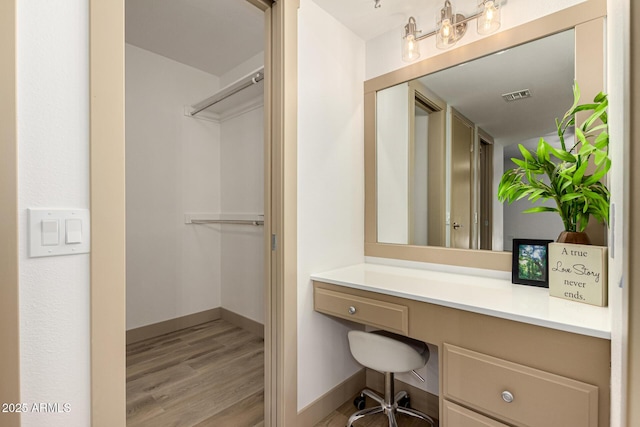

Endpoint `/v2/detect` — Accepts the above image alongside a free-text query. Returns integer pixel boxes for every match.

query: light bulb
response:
[402,34,420,62]
[477,0,500,35]
[436,17,456,49]
[442,19,452,38]
[402,17,421,62]
[486,1,495,19]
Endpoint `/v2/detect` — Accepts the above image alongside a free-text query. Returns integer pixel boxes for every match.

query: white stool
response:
[347,330,436,427]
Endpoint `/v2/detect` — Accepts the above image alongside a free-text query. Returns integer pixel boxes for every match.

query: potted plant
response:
[497,83,610,244]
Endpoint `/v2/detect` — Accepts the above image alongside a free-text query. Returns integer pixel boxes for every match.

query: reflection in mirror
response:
[376,29,574,252]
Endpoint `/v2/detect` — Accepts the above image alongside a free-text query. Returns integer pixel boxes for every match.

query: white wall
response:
[501,135,565,250]
[220,105,265,323]
[126,44,222,330]
[17,1,90,426]
[376,83,410,244]
[297,0,366,411]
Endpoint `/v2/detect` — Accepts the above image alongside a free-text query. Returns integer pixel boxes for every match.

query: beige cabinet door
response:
[450,111,473,249]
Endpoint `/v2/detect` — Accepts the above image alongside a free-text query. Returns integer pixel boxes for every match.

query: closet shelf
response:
[188,66,264,117]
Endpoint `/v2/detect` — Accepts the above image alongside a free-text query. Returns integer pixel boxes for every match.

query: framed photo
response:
[511,239,554,287]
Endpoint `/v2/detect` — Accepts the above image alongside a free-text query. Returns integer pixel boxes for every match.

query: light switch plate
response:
[28,208,90,257]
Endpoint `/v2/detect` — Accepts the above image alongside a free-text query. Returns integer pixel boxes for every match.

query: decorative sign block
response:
[548,243,607,306]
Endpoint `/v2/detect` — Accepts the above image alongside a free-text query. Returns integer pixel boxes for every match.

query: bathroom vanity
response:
[312,1,612,425]
[312,263,610,426]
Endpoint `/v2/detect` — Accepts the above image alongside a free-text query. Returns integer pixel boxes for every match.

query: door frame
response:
[476,130,493,250]
[89,0,298,426]
[256,1,299,425]
[629,2,640,423]
[89,1,126,424]
[0,1,20,426]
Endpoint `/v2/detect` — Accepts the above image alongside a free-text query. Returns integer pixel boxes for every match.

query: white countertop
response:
[311,263,611,340]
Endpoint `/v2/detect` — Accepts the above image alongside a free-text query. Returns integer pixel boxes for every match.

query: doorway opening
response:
[478,137,493,250]
[124,1,267,425]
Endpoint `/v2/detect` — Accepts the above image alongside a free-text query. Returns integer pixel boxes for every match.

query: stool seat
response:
[348,330,428,374]
[346,330,435,427]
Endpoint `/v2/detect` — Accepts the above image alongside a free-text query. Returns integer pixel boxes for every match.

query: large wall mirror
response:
[364,0,606,271]
[376,30,573,252]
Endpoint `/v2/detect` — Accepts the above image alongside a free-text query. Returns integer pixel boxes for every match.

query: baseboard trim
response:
[366,369,439,421]
[297,369,366,426]
[126,307,265,344]
[126,307,222,345]
[221,308,264,339]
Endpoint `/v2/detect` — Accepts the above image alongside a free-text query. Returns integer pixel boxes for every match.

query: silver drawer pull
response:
[501,391,514,403]
[348,306,357,315]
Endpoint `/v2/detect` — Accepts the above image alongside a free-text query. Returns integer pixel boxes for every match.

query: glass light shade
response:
[402,34,420,62]
[436,18,457,49]
[477,0,501,35]
[402,17,421,62]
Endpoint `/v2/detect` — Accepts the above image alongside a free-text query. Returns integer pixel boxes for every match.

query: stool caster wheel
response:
[353,395,366,410]
[398,395,411,408]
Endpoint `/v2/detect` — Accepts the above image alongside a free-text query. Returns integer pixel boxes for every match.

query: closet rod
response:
[189,68,264,117]
[189,219,264,226]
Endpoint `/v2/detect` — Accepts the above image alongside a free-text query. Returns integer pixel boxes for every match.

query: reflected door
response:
[410,92,445,247]
[410,82,446,247]
[450,111,473,249]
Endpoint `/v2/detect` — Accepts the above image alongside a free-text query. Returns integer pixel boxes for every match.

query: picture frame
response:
[511,239,554,287]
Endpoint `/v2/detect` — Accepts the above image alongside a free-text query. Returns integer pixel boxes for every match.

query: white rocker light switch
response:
[41,219,59,246]
[66,218,82,244]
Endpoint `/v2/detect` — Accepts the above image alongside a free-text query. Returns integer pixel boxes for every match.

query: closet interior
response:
[124,1,266,426]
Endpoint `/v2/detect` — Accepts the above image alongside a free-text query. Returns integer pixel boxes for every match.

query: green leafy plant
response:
[497,84,610,233]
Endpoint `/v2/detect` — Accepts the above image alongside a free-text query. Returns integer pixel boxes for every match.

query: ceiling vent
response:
[502,89,532,102]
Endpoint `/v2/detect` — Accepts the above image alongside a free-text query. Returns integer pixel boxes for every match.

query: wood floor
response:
[127,319,433,427]
[126,319,265,427]
[316,398,436,427]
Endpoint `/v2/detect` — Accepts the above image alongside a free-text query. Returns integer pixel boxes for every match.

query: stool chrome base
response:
[346,373,436,427]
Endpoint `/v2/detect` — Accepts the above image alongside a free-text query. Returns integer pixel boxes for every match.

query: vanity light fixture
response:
[402,0,502,62]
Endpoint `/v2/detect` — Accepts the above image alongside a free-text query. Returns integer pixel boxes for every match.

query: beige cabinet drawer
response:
[313,285,408,335]
[443,400,509,427]
[443,344,598,427]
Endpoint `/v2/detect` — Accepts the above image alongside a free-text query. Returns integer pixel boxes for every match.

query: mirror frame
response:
[365,0,607,271]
